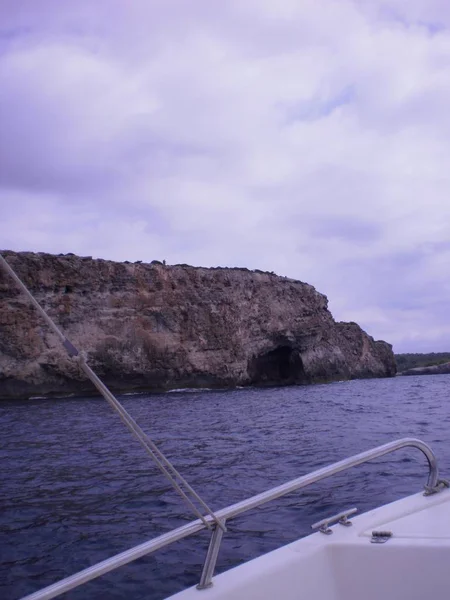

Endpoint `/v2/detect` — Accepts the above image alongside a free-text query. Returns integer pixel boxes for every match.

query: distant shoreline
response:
[395,352,450,376]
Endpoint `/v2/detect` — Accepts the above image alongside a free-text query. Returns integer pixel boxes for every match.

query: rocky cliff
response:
[0,251,396,400]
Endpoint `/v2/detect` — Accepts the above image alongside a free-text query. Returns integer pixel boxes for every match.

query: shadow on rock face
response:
[248,346,308,386]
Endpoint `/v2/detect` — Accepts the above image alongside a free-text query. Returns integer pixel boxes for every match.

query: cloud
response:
[1,0,450,352]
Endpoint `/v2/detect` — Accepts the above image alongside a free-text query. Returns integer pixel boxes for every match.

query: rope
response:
[0,253,224,531]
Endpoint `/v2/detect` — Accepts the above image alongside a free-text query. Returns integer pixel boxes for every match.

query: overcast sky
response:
[1,0,450,353]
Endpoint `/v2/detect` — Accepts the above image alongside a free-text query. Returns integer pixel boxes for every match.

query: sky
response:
[1,0,450,353]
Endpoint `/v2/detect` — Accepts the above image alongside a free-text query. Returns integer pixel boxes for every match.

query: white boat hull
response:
[169,488,450,599]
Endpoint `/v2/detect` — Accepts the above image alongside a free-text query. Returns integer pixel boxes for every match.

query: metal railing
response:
[21,437,445,600]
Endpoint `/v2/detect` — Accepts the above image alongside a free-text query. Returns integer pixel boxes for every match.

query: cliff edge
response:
[0,251,396,399]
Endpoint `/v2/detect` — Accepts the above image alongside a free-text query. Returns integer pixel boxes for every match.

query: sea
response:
[1,374,449,599]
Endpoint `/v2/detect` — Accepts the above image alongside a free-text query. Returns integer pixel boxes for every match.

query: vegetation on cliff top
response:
[395,353,450,372]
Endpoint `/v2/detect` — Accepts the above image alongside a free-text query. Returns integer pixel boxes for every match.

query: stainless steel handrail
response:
[21,437,444,600]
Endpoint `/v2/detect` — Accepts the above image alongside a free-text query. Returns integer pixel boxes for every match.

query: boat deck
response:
[169,488,450,599]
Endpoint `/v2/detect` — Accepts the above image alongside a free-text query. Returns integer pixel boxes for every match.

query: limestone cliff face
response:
[0,251,396,399]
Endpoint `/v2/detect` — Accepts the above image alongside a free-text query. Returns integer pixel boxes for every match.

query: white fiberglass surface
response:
[169,493,450,600]
[169,541,450,600]
[168,546,336,600]
[326,542,450,600]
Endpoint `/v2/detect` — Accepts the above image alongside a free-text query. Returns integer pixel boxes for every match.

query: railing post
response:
[197,520,227,590]
[17,437,444,600]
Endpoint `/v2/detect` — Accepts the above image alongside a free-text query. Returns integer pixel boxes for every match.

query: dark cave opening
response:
[248,345,307,385]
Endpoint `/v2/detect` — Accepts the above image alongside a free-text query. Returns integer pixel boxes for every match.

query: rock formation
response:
[0,251,396,400]
[399,363,450,377]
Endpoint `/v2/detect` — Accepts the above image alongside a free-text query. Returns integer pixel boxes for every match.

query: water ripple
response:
[1,375,450,599]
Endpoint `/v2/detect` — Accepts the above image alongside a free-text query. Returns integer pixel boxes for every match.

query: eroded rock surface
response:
[0,251,396,399]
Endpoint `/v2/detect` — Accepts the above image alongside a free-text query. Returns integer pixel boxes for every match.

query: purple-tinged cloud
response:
[1,0,450,352]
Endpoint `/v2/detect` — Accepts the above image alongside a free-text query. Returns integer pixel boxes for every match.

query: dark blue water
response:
[1,375,449,600]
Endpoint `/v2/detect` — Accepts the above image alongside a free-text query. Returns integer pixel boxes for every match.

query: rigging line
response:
[0,253,225,532]
[77,358,224,530]
[77,358,214,529]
